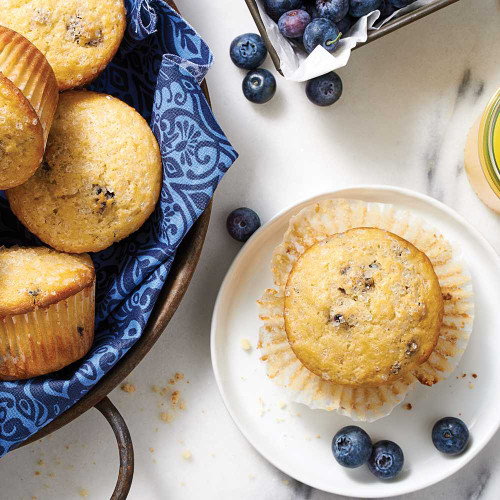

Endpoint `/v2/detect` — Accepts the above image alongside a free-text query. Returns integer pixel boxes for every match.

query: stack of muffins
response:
[0,1,163,380]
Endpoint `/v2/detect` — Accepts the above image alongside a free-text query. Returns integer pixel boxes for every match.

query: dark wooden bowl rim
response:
[17,0,212,448]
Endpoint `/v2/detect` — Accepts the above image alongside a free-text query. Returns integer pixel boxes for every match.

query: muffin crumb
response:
[160,412,174,423]
[183,450,191,460]
[472,373,478,379]
[403,403,412,410]
[152,385,159,393]
[79,489,88,498]
[175,372,184,381]
[240,338,251,350]
[121,383,135,393]
[171,391,180,405]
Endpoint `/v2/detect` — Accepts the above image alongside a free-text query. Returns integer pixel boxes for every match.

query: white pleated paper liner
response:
[258,198,474,422]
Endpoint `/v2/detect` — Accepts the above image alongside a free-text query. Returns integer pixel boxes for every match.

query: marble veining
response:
[466,468,491,500]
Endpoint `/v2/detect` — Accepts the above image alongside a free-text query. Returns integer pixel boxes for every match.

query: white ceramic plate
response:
[211,186,500,498]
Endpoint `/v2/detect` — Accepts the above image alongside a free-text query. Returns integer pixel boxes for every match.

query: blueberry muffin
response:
[0,246,95,380]
[0,0,126,90]
[0,26,58,189]
[258,198,473,421]
[7,91,162,253]
[284,227,444,387]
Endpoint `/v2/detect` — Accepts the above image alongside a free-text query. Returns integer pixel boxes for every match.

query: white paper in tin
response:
[254,0,437,81]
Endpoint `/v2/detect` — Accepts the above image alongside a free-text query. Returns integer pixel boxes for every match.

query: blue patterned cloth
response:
[0,0,237,456]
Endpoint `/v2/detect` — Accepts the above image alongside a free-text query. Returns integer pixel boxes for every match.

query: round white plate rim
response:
[211,185,500,498]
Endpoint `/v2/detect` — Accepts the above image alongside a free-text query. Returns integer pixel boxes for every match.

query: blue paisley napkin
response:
[0,0,237,456]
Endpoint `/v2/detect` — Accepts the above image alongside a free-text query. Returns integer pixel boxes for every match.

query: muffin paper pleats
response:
[0,0,237,456]
[258,199,474,422]
[0,284,95,380]
[0,26,58,146]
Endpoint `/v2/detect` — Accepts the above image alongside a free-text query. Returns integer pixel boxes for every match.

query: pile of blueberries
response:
[332,417,469,480]
[230,0,417,106]
[269,0,418,51]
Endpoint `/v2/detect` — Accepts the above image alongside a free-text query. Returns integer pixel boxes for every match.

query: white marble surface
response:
[2,0,500,498]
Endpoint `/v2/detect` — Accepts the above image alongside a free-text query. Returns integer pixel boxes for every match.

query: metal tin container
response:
[244,0,461,75]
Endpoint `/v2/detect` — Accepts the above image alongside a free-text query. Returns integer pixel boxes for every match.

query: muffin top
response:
[7,91,162,253]
[0,246,94,318]
[0,0,126,90]
[284,227,444,387]
[0,74,44,189]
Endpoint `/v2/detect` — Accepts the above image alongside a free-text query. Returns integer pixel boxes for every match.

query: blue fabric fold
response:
[0,0,237,456]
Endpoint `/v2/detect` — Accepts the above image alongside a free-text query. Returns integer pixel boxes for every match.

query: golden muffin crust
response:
[0,74,44,189]
[0,0,126,90]
[0,246,94,318]
[0,26,59,147]
[284,227,444,387]
[7,91,162,253]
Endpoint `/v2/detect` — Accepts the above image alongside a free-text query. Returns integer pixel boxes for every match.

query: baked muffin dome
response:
[0,246,95,380]
[7,91,162,254]
[284,227,444,387]
[0,26,58,189]
[0,0,126,90]
[0,75,44,189]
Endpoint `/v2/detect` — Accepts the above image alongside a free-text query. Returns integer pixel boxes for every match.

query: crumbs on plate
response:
[240,338,251,351]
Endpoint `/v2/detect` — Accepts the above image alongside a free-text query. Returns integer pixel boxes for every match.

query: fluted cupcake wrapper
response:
[0,26,58,145]
[0,284,95,381]
[258,199,474,422]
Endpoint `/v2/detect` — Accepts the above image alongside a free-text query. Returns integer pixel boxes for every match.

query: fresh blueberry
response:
[315,0,349,22]
[336,15,355,35]
[227,208,261,242]
[349,0,382,17]
[230,33,268,70]
[390,0,417,7]
[332,426,373,468]
[368,440,404,480]
[264,0,303,21]
[432,417,470,455]
[305,71,343,106]
[242,69,276,104]
[278,9,311,38]
[303,18,341,54]
[379,0,396,19]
